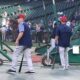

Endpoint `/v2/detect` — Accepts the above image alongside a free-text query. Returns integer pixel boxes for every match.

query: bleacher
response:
[0,0,80,22]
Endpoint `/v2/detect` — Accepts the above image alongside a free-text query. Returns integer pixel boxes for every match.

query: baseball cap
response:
[60,15,67,22]
[16,14,26,19]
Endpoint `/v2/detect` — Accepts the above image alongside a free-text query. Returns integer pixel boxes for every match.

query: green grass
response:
[4,41,47,47]
[4,41,15,46]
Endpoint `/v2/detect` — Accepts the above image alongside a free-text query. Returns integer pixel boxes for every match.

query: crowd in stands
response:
[0,0,79,44]
[0,11,76,45]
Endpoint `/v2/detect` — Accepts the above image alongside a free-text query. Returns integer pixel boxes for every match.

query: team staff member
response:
[55,16,72,70]
[7,14,35,73]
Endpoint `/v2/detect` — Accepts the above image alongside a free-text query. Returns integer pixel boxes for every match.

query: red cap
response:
[60,16,67,22]
[17,14,25,19]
